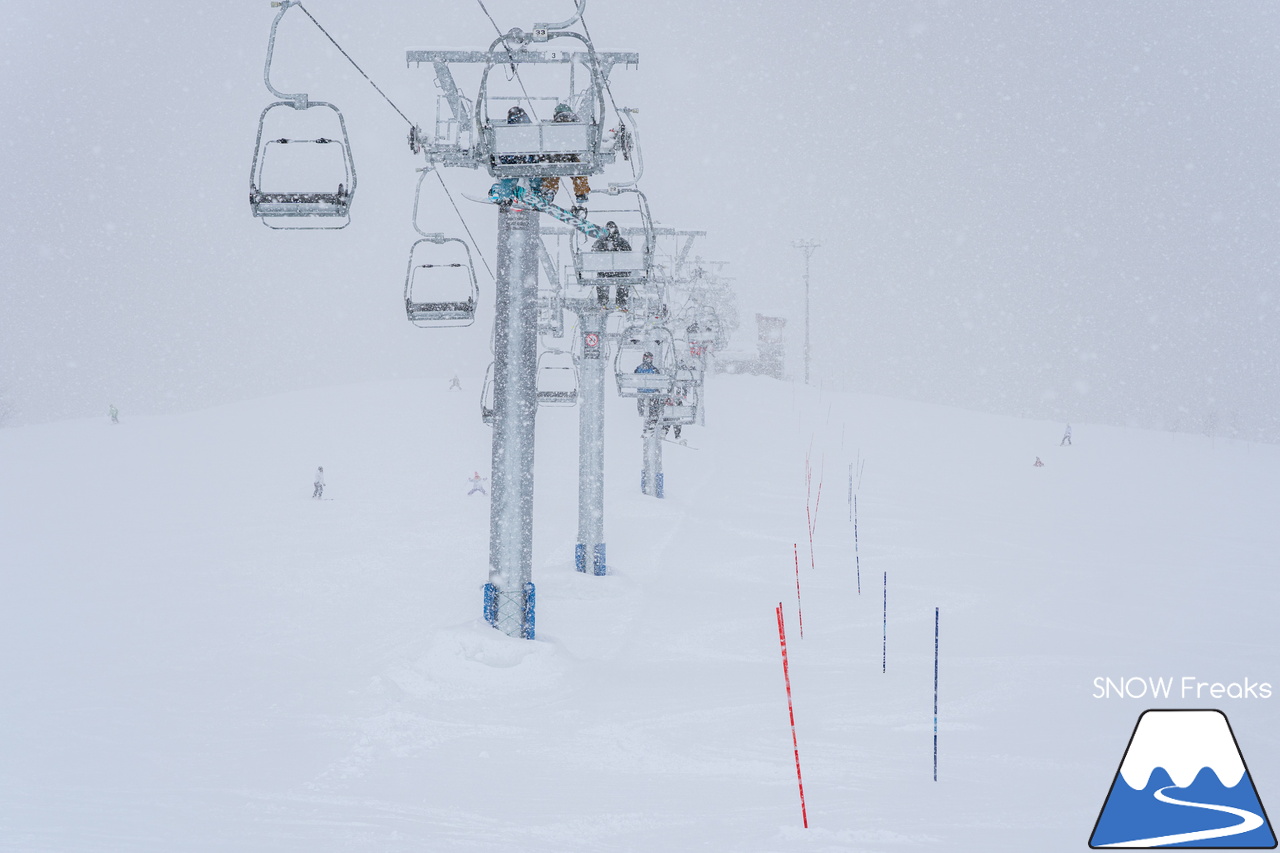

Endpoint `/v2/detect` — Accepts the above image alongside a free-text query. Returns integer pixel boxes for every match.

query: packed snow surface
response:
[2,374,1277,851]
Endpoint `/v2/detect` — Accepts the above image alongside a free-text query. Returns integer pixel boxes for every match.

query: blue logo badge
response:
[1090,709,1276,848]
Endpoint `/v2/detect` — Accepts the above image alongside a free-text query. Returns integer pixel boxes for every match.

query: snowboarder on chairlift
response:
[467,471,488,496]
[635,352,662,421]
[1061,424,1072,446]
[313,466,325,499]
[593,221,632,310]
[539,103,592,214]
[493,106,534,200]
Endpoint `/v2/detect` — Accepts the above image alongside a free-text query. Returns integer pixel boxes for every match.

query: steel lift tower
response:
[408,16,637,638]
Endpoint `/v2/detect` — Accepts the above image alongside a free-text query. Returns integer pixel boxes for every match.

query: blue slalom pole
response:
[854,495,861,595]
[934,607,939,781]
[881,571,887,673]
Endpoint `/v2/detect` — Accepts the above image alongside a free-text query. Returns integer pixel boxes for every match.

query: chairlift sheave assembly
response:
[249,0,358,229]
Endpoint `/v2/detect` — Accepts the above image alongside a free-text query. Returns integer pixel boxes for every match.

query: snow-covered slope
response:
[2,375,1277,851]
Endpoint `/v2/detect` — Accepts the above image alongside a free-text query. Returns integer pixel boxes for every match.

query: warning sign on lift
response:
[583,331,601,358]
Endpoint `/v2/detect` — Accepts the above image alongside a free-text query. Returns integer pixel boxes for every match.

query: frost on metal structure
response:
[248,0,356,229]
[538,190,665,572]
[408,16,638,636]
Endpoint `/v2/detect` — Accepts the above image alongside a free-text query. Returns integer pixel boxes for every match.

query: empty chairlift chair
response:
[480,363,496,426]
[248,2,356,229]
[536,350,579,406]
[404,236,479,327]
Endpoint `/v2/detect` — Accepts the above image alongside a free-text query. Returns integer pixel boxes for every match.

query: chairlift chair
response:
[536,350,579,406]
[476,34,609,179]
[250,102,357,228]
[614,328,676,398]
[404,237,479,327]
[480,363,496,426]
[249,2,357,229]
[572,188,656,290]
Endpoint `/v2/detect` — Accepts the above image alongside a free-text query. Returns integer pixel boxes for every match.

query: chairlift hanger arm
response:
[264,1,308,105]
[533,0,587,34]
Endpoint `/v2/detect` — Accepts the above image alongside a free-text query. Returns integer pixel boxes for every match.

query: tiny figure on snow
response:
[467,471,488,496]
[449,374,462,391]
[592,221,632,310]
[108,403,119,425]
[1033,457,1044,467]
[1061,424,1072,446]
[312,466,325,499]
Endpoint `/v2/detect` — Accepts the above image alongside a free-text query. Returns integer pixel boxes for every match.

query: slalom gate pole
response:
[793,544,804,639]
[933,606,939,781]
[776,603,809,829]
[854,495,861,595]
[881,572,887,673]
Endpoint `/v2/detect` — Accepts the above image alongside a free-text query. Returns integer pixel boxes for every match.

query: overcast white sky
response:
[3,1,1278,439]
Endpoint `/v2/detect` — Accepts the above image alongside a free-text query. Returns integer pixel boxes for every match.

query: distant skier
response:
[1033,457,1044,467]
[449,374,462,391]
[467,472,488,496]
[312,466,325,499]
[108,404,119,425]
[592,221,632,310]
[1061,424,1072,446]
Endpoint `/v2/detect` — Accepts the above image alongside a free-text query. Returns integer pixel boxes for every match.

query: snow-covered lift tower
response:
[407,15,637,637]
[539,191,661,573]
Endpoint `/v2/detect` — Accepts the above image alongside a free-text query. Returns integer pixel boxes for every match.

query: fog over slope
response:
[4,1,1278,437]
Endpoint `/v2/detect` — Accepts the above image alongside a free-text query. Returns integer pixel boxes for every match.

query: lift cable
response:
[293,3,415,128]
[434,170,496,281]
[289,3,496,281]
[578,12,639,184]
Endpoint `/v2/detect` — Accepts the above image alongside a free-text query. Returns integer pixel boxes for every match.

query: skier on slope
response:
[467,471,488,496]
[449,374,462,391]
[312,466,325,499]
[1061,424,1072,446]
[1033,457,1044,468]
[592,221,632,310]
[108,403,119,425]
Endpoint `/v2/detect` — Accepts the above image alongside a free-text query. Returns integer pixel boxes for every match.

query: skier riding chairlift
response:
[593,221,632,311]
[634,351,662,421]
[538,103,591,217]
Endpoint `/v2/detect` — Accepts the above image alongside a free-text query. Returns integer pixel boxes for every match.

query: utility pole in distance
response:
[793,240,819,385]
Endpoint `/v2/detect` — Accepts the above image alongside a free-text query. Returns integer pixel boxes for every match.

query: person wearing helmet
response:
[634,351,662,420]
[592,221,632,310]
[538,103,592,212]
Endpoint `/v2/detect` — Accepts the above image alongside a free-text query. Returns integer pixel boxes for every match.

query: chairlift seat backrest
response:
[579,251,646,276]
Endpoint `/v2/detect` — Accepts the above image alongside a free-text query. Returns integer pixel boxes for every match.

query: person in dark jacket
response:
[539,103,591,212]
[592,221,632,310]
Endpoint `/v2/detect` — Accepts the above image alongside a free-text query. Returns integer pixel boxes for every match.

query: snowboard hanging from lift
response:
[484,182,608,239]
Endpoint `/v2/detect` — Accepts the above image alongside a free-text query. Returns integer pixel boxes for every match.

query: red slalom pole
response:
[776,603,809,828]
[793,544,805,639]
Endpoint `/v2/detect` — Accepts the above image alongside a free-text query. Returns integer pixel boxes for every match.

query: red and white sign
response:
[584,332,600,348]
